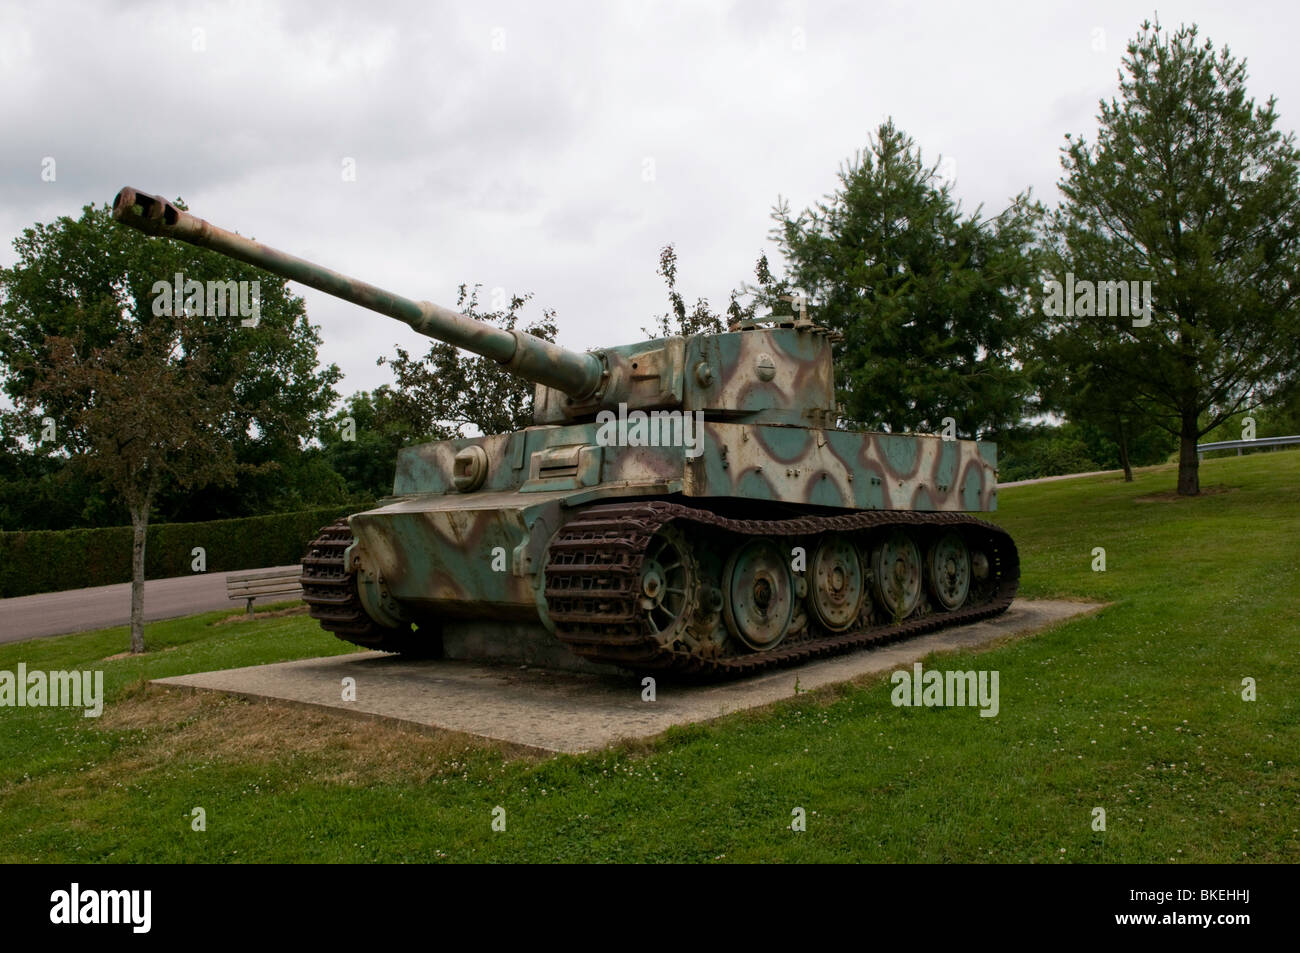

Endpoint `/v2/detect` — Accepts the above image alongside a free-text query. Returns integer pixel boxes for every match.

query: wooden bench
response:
[226,567,304,616]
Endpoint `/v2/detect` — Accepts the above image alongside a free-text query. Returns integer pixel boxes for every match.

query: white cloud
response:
[2,0,1296,397]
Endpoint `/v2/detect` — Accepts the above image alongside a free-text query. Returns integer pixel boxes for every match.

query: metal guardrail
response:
[1197,434,1300,458]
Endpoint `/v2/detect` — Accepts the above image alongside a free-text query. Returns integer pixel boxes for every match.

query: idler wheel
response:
[723,538,795,651]
[638,524,696,645]
[809,534,865,632]
[872,530,922,621]
[927,531,971,611]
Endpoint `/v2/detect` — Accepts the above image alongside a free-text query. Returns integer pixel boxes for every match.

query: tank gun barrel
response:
[110,187,605,399]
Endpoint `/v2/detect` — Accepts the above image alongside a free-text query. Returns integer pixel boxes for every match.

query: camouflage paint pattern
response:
[109,186,1002,634]
[351,413,996,622]
[531,326,836,427]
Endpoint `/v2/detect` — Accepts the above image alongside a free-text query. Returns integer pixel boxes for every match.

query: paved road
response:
[0,566,302,645]
[997,468,1123,489]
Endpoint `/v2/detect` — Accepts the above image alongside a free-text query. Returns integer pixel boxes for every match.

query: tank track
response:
[544,501,1019,676]
[300,519,423,652]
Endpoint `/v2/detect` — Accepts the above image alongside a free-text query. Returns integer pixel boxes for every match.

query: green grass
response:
[1,453,1296,863]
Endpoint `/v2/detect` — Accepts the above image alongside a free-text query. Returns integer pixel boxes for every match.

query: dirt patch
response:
[1135,485,1238,503]
[94,684,543,784]
[212,605,309,626]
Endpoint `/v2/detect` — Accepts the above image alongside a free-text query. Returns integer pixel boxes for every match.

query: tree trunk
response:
[129,507,147,654]
[1117,417,1133,482]
[1177,411,1200,496]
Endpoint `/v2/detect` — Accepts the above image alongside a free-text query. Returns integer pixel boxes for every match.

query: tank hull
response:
[334,422,1000,635]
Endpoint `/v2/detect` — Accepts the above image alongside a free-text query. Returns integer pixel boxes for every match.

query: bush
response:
[0,504,368,598]
[994,419,1176,483]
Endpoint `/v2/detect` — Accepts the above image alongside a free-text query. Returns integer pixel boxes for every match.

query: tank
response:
[112,187,1019,675]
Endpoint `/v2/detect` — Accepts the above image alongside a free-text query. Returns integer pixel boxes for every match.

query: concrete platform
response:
[153,599,1102,754]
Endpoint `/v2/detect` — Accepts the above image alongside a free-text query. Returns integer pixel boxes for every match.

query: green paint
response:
[962,466,983,511]
[937,440,959,488]
[879,434,920,474]
[764,426,811,459]
[809,476,847,508]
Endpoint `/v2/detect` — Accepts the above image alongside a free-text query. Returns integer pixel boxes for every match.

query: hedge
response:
[0,504,370,599]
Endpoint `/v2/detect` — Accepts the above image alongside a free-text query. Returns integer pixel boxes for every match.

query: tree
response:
[1047,19,1300,495]
[1027,333,1173,481]
[0,410,116,530]
[22,316,244,653]
[763,120,1043,438]
[377,284,558,439]
[0,200,340,651]
[642,244,733,338]
[0,201,341,527]
[321,387,408,499]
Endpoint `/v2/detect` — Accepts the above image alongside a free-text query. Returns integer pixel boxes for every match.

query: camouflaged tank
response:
[113,187,1019,675]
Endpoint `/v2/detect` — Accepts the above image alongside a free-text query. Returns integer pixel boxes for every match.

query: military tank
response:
[112,186,1019,676]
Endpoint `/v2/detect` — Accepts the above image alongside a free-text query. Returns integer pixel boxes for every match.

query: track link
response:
[300,519,420,652]
[544,501,1019,676]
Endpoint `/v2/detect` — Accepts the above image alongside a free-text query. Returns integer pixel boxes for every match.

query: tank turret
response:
[113,187,842,427]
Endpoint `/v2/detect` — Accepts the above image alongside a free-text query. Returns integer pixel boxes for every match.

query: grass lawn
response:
[0,452,1296,863]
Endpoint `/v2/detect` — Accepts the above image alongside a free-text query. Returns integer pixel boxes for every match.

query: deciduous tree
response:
[378,284,557,439]
[0,201,341,526]
[23,317,245,653]
[0,200,340,650]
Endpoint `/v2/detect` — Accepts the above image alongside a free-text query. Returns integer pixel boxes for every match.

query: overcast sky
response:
[2,0,1297,398]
